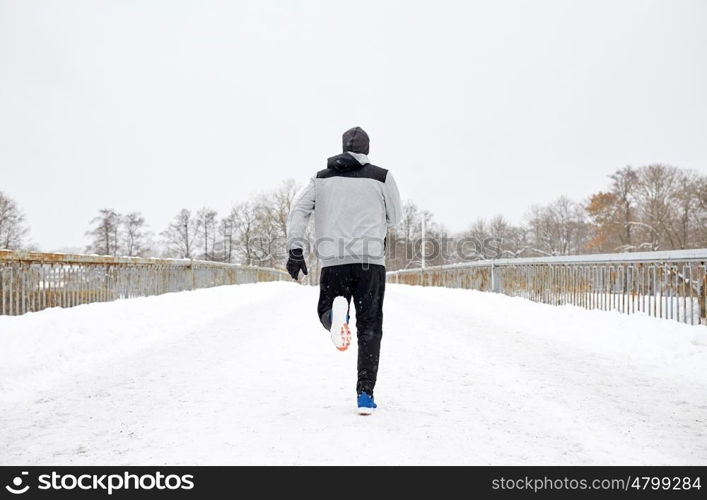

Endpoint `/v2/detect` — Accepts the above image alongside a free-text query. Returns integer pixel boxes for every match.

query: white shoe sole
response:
[357,407,375,415]
[330,296,351,351]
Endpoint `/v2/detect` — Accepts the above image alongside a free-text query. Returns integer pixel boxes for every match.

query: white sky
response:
[1,0,706,251]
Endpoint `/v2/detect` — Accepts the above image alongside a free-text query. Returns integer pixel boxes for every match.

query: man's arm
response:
[287,178,315,250]
[384,172,402,227]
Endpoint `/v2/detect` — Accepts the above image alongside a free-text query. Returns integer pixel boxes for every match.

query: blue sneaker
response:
[357,392,377,415]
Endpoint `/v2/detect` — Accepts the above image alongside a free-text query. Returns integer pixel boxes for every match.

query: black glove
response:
[286,248,308,280]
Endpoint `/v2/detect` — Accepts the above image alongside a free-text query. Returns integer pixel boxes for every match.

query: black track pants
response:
[317,263,385,396]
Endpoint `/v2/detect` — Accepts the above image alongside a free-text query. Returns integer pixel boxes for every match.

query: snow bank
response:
[0,282,298,401]
[393,284,707,384]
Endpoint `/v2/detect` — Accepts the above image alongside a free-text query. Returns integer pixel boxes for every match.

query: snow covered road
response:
[1,282,706,465]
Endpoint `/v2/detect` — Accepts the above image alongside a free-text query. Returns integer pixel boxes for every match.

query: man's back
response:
[287,128,401,267]
[313,153,397,267]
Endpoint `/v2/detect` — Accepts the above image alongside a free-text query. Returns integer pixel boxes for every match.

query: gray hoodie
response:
[287,143,401,268]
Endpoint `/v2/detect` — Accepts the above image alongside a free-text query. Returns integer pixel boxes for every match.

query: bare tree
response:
[611,166,639,249]
[250,197,279,267]
[458,216,528,259]
[229,202,259,265]
[383,200,449,269]
[386,200,422,269]
[487,215,528,258]
[696,175,707,247]
[669,169,705,249]
[462,219,489,260]
[122,212,151,257]
[196,208,218,260]
[0,191,29,250]
[526,197,588,256]
[248,180,299,268]
[219,216,236,263]
[633,164,678,250]
[86,209,121,255]
[268,179,298,241]
[162,209,200,258]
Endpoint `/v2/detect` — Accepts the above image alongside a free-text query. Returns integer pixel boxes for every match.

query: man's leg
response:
[317,264,353,331]
[351,264,386,395]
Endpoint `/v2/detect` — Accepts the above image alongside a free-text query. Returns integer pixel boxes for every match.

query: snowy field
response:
[1,281,706,465]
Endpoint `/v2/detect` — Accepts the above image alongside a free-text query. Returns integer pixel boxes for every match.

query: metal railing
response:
[387,249,707,325]
[0,250,290,316]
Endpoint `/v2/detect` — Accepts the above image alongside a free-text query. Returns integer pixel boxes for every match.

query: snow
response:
[1,282,706,465]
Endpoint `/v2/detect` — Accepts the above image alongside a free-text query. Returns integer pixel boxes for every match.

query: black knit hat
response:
[342,126,369,155]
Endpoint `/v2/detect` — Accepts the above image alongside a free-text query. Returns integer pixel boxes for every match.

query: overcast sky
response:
[1,0,705,251]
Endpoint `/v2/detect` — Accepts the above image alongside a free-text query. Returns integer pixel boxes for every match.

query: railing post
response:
[490,262,499,293]
[700,265,706,325]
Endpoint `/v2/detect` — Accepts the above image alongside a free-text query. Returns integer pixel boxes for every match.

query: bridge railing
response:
[0,250,289,316]
[387,249,707,325]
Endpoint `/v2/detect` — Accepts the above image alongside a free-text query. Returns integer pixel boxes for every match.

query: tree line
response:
[82,179,301,269]
[1,164,705,271]
[470,164,705,259]
[389,164,706,268]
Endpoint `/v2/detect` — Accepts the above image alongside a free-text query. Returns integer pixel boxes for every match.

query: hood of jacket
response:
[326,152,370,172]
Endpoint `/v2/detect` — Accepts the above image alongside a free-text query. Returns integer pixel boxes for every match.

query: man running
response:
[286,126,401,415]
